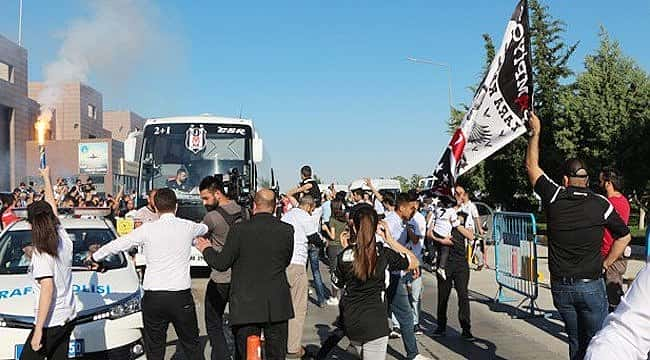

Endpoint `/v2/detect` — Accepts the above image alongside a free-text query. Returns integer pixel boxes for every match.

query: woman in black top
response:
[332,206,419,359]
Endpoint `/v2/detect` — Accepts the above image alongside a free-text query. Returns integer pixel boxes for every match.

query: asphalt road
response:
[161,247,581,360]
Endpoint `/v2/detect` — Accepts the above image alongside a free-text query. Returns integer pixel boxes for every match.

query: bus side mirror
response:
[253,138,264,163]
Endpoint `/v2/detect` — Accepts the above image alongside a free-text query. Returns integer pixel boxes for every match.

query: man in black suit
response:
[195,189,294,359]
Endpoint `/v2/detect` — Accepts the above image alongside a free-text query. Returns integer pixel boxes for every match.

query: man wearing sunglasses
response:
[526,113,631,360]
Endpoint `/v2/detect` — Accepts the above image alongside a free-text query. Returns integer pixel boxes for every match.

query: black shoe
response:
[414,325,425,335]
[462,330,475,341]
[389,327,402,339]
[432,327,446,338]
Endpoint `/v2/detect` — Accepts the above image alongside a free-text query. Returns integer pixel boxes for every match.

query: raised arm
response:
[39,167,58,216]
[112,185,124,211]
[379,220,419,270]
[91,226,146,262]
[365,178,383,202]
[526,112,544,186]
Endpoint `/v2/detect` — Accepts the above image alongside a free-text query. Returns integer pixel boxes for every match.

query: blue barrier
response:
[646,226,650,261]
[493,211,545,317]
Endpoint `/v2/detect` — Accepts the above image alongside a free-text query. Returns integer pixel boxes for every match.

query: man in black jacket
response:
[195,189,295,359]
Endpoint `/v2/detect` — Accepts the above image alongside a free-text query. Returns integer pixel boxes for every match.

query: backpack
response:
[214,205,248,228]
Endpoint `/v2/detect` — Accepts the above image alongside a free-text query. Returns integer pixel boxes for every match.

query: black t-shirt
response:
[447,227,469,266]
[332,243,410,342]
[301,178,322,207]
[535,174,630,279]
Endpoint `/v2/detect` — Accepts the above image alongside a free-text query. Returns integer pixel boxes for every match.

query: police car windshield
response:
[140,124,251,200]
[0,229,126,274]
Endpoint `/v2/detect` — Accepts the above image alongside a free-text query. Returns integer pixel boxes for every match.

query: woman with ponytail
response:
[332,205,419,359]
[21,167,76,360]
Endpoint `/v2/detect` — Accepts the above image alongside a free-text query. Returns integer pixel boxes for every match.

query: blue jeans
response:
[551,278,608,360]
[308,247,326,305]
[388,275,418,360]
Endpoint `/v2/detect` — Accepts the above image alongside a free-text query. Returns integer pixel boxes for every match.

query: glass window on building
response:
[88,104,97,119]
[0,62,14,83]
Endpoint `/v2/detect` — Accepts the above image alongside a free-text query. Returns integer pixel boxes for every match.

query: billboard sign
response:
[79,142,109,174]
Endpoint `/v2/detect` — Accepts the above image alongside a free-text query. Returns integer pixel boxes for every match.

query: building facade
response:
[29,82,110,140]
[25,138,124,194]
[103,110,145,142]
[0,34,39,191]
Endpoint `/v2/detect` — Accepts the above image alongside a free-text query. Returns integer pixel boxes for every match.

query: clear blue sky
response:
[1,1,648,190]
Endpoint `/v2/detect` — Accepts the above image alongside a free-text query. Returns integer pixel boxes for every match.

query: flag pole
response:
[18,0,23,46]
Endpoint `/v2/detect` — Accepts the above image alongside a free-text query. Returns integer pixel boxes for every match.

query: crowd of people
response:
[0,177,143,231]
[7,113,648,359]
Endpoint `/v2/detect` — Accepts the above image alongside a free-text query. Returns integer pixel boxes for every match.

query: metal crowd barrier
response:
[493,211,544,317]
[646,226,650,262]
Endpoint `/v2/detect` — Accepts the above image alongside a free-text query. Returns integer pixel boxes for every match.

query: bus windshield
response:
[139,123,252,201]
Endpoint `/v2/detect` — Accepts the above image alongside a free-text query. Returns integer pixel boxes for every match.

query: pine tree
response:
[557,28,650,186]
[529,0,578,179]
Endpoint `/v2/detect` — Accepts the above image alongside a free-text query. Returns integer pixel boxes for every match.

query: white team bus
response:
[127,114,276,267]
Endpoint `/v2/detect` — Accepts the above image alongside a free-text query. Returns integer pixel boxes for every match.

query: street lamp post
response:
[407,57,454,120]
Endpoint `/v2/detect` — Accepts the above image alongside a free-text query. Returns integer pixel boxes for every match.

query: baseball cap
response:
[563,158,588,178]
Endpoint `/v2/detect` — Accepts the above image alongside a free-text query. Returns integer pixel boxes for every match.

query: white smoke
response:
[38,0,165,109]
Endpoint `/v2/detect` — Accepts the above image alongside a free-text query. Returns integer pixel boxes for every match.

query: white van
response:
[0,209,144,359]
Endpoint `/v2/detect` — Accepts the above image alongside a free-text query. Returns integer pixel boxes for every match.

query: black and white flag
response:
[429,0,533,196]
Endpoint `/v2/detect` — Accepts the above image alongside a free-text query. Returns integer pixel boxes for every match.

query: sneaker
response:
[476,264,484,271]
[413,355,433,360]
[326,297,339,306]
[462,330,475,341]
[432,327,446,338]
[437,268,447,280]
[389,327,402,339]
[414,324,424,335]
[308,288,313,295]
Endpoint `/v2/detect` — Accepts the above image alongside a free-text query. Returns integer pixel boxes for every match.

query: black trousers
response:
[232,321,288,360]
[20,322,74,360]
[142,289,203,360]
[436,262,471,331]
[205,281,232,360]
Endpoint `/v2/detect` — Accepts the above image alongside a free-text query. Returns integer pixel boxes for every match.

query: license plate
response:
[15,339,84,359]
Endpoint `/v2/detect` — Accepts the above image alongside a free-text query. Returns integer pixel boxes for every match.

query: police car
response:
[0,208,145,359]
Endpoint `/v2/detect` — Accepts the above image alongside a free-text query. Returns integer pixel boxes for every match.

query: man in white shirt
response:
[407,199,427,335]
[90,188,208,360]
[384,191,430,360]
[281,195,320,358]
[455,184,485,270]
[585,264,650,360]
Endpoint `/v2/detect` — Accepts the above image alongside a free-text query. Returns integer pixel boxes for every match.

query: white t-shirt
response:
[134,206,159,223]
[460,201,480,232]
[429,207,459,238]
[374,198,385,216]
[585,265,650,360]
[407,212,426,262]
[30,227,77,327]
[282,208,318,266]
[93,213,208,291]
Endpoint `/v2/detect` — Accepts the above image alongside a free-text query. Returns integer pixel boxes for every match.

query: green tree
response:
[529,0,578,179]
[482,1,578,210]
[409,174,424,190]
[312,174,323,184]
[392,176,410,193]
[557,28,650,188]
